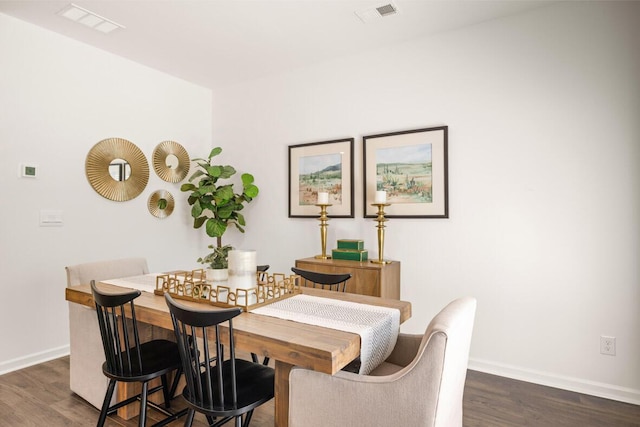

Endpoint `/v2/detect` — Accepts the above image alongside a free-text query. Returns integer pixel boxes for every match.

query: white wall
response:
[0,14,212,372]
[212,2,640,403]
[1,1,637,405]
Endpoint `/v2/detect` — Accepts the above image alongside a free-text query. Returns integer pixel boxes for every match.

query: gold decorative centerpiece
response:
[154,270,301,312]
[371,191,392,264]
[315,191,331,259]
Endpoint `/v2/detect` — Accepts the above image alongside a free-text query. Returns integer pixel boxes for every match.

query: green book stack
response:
[332,239,368,261]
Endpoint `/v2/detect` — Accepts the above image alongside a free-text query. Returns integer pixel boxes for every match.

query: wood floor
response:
[1,356,639,426]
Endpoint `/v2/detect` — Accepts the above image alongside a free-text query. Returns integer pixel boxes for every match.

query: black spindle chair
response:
[256,264,270,282]
[165,293,275,427]
[291,267,352,293]
[91,281,187,427]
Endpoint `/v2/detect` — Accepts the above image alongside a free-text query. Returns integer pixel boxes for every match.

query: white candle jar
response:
[227,250,257,304]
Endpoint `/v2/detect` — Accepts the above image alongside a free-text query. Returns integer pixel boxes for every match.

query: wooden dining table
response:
[65,282,411,427]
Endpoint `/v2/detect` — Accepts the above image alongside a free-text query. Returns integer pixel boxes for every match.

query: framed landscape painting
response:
[363,126,448,218]
[289,138,354,218]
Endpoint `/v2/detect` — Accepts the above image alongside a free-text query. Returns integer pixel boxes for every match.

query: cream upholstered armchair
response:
[65,257,153,409]
[288,297,477,427]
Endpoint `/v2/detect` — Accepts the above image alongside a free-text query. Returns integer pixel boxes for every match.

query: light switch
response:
[40,210,64,227]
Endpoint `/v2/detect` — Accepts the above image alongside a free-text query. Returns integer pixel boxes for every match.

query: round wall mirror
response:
[152,140,190,183]
[148,190,175,218]
[85,138,149,202]
[109,158,132,181]
[165,154,179,169]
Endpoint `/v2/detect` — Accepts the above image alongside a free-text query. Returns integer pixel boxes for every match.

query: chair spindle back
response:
[166,293,242,412]
[91,280,144,376]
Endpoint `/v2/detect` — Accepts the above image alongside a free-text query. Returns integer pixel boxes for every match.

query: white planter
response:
[206,268,228,282]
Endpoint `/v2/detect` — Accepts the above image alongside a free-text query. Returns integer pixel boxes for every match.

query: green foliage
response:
[197,244,232,269]
[180,147,259,266]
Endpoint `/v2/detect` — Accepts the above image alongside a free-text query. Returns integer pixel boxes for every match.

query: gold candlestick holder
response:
[315,203,332,259]
[371,203,392,264]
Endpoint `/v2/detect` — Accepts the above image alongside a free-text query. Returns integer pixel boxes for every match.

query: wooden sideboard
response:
[294,257,400,299]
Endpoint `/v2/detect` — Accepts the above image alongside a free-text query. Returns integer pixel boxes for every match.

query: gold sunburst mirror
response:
[85,138,149,202]
[148,190,175,219]
[152,140,190,183]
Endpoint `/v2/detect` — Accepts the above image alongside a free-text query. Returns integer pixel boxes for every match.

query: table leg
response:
[116,377,165,419]
[116,382,138,419]
[274,360,293,427]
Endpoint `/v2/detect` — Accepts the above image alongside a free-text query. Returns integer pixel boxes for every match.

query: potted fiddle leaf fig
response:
[180,147,259,280]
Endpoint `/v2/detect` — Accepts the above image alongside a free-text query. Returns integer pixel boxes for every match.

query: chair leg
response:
[138,381,149,427]
[97,379,117,427]
[184,408,195,427]
[161,374,171,408]
[169,367,183,399]
[251,353,270,365]
[242,410,254,427]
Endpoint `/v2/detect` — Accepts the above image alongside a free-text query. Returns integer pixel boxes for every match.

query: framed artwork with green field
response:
[363,126,448,218]
[288,138,354,218]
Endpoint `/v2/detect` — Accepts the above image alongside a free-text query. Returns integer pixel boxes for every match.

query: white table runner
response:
[252,294,400,375]
[100,273,160,294]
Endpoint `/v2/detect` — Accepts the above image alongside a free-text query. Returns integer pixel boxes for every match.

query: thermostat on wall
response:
[20,163,38,178]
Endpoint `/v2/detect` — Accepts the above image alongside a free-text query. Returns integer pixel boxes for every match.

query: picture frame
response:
[289,138,354,218]
[363,126,448,218]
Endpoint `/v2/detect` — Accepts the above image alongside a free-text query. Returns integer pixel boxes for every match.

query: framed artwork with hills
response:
[288,138,354,218]
[363,126,448,218]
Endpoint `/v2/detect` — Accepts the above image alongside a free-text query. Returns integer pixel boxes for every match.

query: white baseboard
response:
[2,349,638,406]
[468,357,640,406]
[0,345,70,376]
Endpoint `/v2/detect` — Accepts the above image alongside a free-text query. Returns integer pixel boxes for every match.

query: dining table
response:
[65,280,411,427]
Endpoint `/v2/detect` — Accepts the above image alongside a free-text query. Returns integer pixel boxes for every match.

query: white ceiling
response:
[0,0,554,90]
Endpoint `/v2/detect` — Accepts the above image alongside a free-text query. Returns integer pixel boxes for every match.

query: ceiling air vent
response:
[57,3,125,34]
[355,2,399,23]
[376,4,398,17]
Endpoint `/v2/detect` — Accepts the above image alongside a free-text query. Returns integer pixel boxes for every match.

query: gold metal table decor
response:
[154,269,301,312]
[371,203,392,264]
[315,202,332,259]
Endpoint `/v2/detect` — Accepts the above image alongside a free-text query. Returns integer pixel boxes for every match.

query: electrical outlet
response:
[600,336,616,356]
